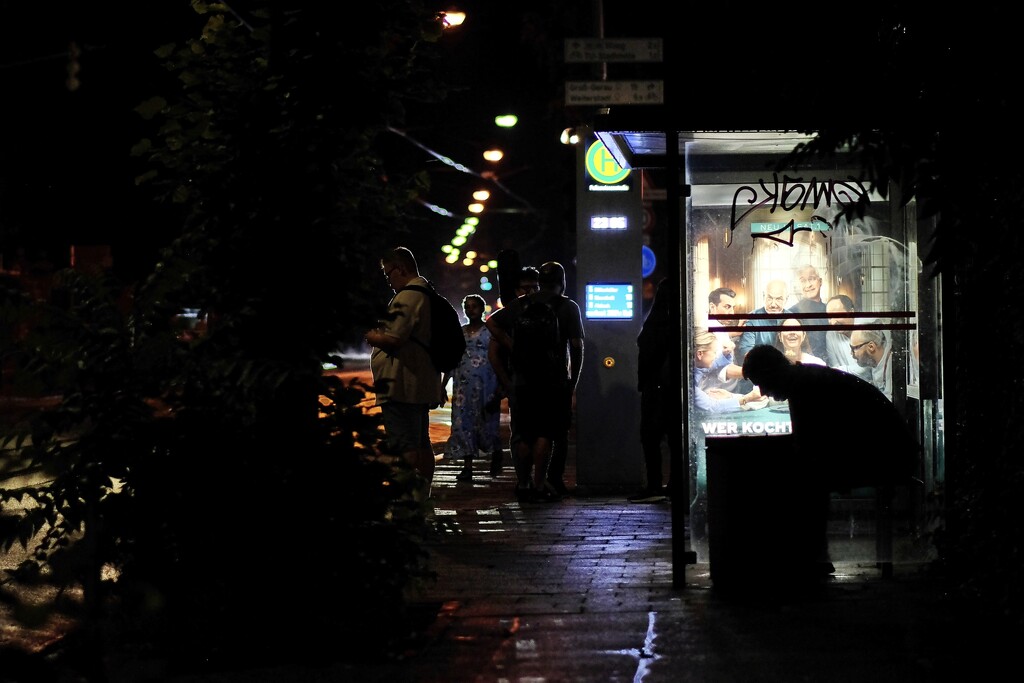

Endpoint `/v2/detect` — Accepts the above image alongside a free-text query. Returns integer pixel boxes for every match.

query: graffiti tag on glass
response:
[730,173,870,245]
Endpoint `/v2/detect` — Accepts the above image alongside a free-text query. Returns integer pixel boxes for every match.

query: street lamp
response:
[439,10,466,28]
[560,128,581,145]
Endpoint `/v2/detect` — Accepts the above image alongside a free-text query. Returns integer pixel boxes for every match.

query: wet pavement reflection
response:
[333,444,997,683]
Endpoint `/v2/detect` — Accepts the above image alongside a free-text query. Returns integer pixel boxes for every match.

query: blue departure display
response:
[585,283,634,320]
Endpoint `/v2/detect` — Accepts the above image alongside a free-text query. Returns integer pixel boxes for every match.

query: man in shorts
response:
[488,266,541,491]
[492,262,584,501]
[365,246,445,498]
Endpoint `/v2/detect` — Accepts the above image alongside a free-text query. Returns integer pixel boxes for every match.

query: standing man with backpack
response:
[493,261,584,501]
[365,246,446,499]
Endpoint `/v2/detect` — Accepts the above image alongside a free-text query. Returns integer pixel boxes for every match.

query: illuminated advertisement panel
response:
[681,143,930,565]
[688,176,914,438]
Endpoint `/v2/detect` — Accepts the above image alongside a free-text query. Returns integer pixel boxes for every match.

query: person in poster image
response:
[777,318,826,366]
[694,330,762,414]
[789,265,828,361]
[735,279,790,365]
[707,287,748,392]
[824,294,872,380]
[708,286,740,355]
[849,324,893,401]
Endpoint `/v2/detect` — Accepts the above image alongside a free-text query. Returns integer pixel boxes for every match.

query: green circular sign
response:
[586,140,631,184]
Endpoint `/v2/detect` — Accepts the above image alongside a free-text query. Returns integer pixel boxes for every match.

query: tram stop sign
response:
[585,140,630,184]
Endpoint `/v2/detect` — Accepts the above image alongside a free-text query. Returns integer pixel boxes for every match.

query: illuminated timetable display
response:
[585,283,634,320]
[590,215,628,230]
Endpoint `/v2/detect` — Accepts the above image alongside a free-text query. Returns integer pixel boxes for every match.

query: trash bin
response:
[705,434,821,594]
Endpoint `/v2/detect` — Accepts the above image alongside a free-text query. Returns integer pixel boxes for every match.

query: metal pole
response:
[666,129,694,588]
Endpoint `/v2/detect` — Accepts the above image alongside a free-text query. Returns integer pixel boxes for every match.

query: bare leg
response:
[405,447,435,500]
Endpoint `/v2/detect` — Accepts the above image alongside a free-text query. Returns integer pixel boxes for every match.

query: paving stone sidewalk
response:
[329,447,1007,683]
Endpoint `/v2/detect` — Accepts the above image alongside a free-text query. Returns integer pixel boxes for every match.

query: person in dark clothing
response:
[741,344,919,575]
[491,262,584,501]
[488,266,541,489]
[629,277,683,503]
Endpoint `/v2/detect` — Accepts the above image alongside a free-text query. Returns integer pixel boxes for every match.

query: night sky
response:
[0,1,659,284]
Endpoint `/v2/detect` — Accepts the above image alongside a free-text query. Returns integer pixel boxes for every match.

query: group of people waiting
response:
[437,260,586,503]
[364,246,584,504]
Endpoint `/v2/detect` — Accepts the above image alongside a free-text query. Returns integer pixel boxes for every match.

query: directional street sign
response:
[565,80,664,106]
[564,38,663,63]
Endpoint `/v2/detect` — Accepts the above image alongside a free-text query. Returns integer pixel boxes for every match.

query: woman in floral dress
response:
[444,294,503,481]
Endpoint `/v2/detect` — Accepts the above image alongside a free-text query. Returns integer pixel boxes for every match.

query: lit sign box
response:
[590,215,628,230]
[585,283,634,320]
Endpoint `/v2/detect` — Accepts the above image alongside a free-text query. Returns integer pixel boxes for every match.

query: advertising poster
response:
[689,175,918,433]
[684,166,922,558]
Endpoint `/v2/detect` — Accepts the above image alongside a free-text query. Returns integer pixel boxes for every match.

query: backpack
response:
[402,283,466,373]
[511,294,566,383]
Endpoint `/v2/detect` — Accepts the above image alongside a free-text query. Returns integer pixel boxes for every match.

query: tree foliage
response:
[1,0,452,667]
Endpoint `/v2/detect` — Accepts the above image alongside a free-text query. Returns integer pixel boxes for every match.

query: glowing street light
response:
[482,149,504,162]
[439,10,465,28]
[560,128,581,145]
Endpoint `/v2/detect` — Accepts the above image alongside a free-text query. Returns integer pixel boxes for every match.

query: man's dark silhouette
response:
[741,344,918,577]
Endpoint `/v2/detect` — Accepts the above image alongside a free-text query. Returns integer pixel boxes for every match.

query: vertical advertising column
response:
[574,132,643,489]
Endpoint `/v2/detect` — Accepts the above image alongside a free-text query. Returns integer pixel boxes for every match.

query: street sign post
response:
[565,38,663,63]
[565,80,664,106]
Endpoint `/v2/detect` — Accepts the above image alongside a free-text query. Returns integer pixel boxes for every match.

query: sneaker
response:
[546,478,570,497]
[527,486,560,503]
[456,468,473,482]
[628,489,668,503]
